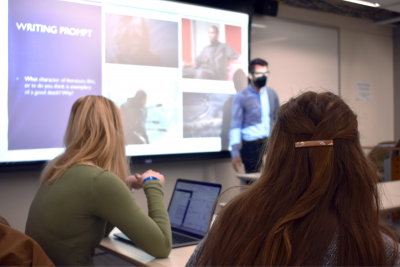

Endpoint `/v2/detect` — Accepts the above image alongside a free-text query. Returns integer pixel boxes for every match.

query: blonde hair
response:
[41,95,129,185]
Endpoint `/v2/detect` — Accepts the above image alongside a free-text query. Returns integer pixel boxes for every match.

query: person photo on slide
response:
[183,25,239,80]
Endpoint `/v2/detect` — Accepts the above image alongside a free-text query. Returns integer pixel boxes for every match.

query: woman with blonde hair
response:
[26,95,171,266]
[187,91,400,266]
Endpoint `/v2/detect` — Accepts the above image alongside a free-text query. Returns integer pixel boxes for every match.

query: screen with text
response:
[0,0,249,163]
[169,181,221,236]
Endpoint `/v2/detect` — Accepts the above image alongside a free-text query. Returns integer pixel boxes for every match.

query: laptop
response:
[114,179,222,248]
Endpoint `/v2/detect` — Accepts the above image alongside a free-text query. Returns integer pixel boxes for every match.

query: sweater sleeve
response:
[92,171,172,258]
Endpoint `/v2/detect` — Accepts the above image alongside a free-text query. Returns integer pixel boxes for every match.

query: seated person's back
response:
[186,91,400,267]
[25,95,172,266]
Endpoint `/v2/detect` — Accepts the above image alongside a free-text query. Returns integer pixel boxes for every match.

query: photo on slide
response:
[105,79,180,145]
[105,13,179,68]
[182,19,243,81]
[183,92,233,138]
[7,0,102,150]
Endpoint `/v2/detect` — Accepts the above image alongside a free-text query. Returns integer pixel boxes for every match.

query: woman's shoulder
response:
[60,165,125,193]
[64,165,119,182]
[322,232,400,266]
[64,165,104,175]
[382,232,400,266]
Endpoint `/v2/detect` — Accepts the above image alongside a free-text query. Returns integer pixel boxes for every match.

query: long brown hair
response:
[196,91,398,266]
[41,95,129,185]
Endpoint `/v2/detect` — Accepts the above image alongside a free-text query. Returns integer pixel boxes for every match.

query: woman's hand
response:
[134,170,165,187]
[126,175,143,190]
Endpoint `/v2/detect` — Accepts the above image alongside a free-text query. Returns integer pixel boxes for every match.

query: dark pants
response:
[240,139,266,185]
[241,139,266,173]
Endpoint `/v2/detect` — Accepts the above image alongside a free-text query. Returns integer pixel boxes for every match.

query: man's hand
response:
[232,157,243,172]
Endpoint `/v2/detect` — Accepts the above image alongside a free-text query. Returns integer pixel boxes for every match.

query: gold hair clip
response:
[295,140,334,148]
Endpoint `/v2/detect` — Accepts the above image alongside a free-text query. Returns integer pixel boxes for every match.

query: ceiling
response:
[277,0,400,25]
[375,0,400,13]
[177,0,400,25]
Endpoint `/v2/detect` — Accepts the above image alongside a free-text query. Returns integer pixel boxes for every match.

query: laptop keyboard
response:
[172,232,198,245]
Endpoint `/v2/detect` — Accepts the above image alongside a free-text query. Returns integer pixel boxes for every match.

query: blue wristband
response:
[143,176,160,185]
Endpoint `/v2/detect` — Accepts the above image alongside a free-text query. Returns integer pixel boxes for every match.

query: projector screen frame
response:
[0,0,252,168]
[0,151,233,172]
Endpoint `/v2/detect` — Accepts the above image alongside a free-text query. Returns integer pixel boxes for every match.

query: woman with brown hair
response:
[186,91,400,266]
[25,95,171,266]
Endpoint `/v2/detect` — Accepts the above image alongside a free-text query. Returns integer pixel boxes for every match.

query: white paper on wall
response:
[356,83,371,101]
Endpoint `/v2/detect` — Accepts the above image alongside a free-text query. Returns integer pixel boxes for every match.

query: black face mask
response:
[254,75,267,88]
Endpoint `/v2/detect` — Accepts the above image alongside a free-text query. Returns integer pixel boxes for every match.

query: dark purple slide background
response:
[8,0,101,150]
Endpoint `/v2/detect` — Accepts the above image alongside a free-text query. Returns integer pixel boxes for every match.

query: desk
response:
[378,180,400,212]
[236,173,261,181]
[378,180,400,197]
[380,194,400,213]
[236,173,260,185]
[100,228,195,267]
[100,179,400,266]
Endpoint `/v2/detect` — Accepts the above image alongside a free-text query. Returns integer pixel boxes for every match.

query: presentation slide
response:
[0,0,249,163]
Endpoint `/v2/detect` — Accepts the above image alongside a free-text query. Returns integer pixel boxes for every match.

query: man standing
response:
[183,26,239,80]
[229,58,280,173]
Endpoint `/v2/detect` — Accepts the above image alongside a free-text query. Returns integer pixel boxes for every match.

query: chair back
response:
[0,216,54,266]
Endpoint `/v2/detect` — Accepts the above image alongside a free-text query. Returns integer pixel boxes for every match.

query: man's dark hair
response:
[249,58,268,73]
[210,26,219,34]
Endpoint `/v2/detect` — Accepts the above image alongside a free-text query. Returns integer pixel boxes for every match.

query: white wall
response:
[0,171,40,232]
[268,4,394,146]
[251,16,339,105]
[340,30,394,146]
[0,4,395,233]
[394,28,400,142]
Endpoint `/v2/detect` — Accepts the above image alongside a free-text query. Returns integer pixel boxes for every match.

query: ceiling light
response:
[343,0,380,7]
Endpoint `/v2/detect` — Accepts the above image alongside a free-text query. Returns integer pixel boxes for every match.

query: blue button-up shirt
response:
[229,84,280,158]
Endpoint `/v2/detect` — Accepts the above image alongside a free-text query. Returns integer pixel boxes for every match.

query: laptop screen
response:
[168,179,221,237]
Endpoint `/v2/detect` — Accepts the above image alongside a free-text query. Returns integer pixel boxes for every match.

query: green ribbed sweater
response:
[25,165,172,266]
